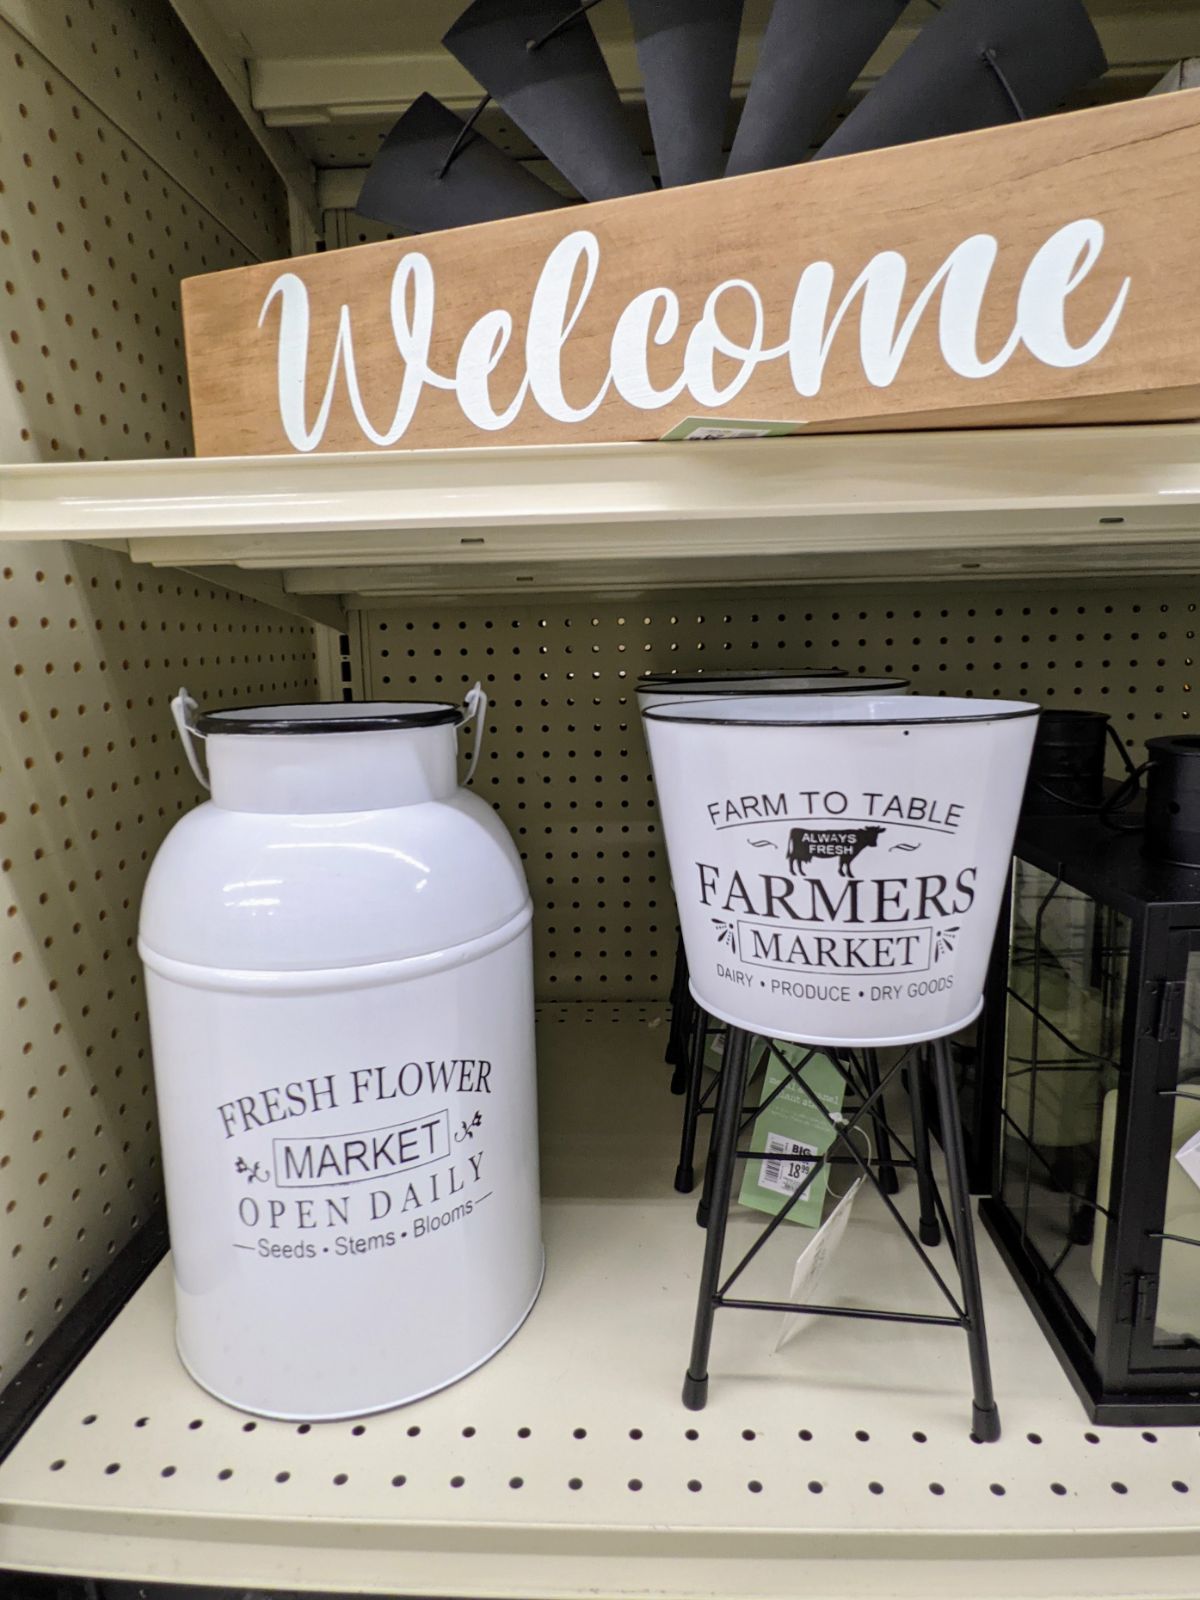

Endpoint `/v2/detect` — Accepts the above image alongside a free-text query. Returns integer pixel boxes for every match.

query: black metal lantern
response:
[979,792,1200,1425]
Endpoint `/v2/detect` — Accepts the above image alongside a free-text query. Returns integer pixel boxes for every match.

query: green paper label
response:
[738,1044,846,1228]
[658,415,808,441]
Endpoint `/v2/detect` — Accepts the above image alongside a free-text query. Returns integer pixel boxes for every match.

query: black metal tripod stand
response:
[676,1008,943,1250]
[681,1026,1001,1442]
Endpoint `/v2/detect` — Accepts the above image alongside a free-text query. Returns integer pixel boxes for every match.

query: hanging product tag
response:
[775,1173,865,1354]
[1175,1126,1200,1193]
[738,1043,845,1228]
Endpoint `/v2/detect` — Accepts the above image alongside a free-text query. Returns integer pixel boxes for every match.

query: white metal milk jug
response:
[139,690,543,1420]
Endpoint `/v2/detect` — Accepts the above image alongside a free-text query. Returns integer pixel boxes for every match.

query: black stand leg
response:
[909,1046,942,1248]
[674,1003,710,1193]
[695,1065,717,1229]
[862,1050,900,1196]
[666,935,689,1093]
[683,1025,752,1411]
[930,1034,1001,1443]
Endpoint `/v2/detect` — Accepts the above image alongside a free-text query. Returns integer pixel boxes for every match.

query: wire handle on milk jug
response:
[171,687,211,791]
[459,682,489,785]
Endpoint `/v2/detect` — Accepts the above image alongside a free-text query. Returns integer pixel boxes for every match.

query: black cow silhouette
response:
[786,824,885,878]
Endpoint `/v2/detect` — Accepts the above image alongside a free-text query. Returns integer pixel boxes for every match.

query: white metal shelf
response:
[1,1003,1198,1598]
[2,426,1200,604]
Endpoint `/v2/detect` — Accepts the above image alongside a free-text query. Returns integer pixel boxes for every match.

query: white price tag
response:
[758,1132,818,1198]
[1175,1126,1200,1193]
[774,1175,864,1353]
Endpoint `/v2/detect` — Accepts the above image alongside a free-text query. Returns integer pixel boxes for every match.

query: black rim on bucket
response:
[196,701,461,735]
[638,676,909,699]
[642,702,1040,727]
[638,668,847,685]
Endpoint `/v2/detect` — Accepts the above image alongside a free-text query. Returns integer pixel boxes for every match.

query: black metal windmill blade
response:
[356,0,1108,236]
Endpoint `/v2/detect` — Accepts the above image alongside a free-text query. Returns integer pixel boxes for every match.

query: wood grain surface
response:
[182,90,1200,457]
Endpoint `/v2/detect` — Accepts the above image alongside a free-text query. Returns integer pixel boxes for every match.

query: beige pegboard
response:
[0,8,287,466]
[326,209,400,251]
[358,582,1196,1001]
[0,0,319,1391]
[1,0,288,262]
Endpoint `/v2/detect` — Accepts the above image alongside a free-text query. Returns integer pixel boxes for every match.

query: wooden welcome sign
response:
[182,89,1200,457]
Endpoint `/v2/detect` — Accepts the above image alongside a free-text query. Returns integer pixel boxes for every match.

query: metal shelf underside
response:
[1,1003,1198,1598]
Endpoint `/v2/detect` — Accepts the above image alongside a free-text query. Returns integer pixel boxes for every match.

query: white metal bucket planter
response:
[643,693,1039,1442]
[644,694,1038,1049]
[636,668,847,709]
[139,690,543,1420]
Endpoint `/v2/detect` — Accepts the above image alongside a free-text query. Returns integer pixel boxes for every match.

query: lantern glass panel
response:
[999,861,1131,1342]
[1151,947,1200,1350]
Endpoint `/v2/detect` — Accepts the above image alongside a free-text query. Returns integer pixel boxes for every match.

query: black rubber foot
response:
[674,1164,695,1194]
[695,1200,709,1229]
[919,1220,941,1248]
[669,1066,687,1096]
[972,1403,1002,1444]
[879,1167,901,1196]
[682,1372,708,1410]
